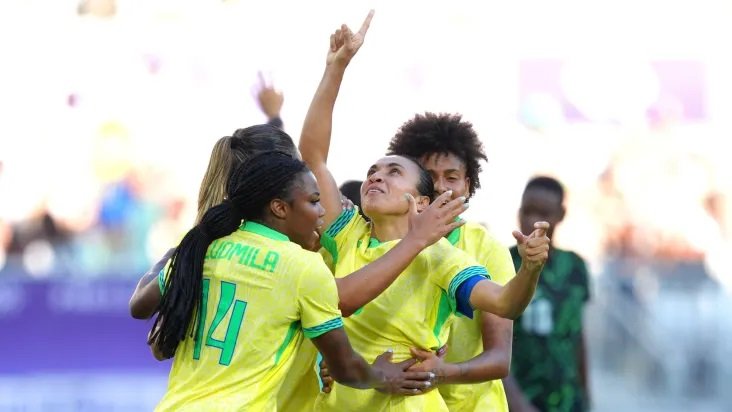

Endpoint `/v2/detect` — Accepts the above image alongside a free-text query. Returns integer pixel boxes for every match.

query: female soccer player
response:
[387,112,516,412]
[299,12,550,411]
[148,151,437,410]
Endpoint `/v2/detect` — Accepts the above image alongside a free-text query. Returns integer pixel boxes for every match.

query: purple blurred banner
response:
[518,59,706,124]
[0,278,170,374]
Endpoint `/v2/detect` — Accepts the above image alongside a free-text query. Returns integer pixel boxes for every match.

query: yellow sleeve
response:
[297,256,344,339]
[319,206,368,266]
[428,240,490,312]
[474,234,516,286]
[317,247,334,273]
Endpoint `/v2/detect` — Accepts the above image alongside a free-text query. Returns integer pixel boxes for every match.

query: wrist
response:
[401,233,429,254]
[325,61,349,76]
[434,362,461,385]
[518,261,543,277]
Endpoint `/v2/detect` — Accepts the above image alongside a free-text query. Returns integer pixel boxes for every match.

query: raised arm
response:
[255,71,285,129]
[469,222,550,319]
[299,10,373,229]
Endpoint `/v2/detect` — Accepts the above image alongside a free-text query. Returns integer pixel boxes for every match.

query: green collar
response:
[240,221,289,242]
[446,224,462,246]
[368,237,382,248]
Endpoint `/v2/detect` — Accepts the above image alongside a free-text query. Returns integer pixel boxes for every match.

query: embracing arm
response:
[408,312,512,386]
[443,313,513,384]
[504,374,539,412]
[311,327,433,394]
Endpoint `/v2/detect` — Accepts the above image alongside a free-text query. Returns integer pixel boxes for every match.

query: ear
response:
[464,176,471,199]
[557,205,566,223]
[414,195,431,213]
[270,199,289,220]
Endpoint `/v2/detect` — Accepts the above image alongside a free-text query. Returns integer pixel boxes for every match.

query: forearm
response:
[330,353,381,389]
[336,237,425,316]
[299,64,347,165]
[471,263,540,319]
[502,263,542,318]
[437,352,510,385]
[503,374,534,411]
[129,249,173,319]
[437,315,512,384]
[312,330,381,389]
[266,116,283,129]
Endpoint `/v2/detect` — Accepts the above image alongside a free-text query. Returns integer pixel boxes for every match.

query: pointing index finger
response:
[358,9,375,37]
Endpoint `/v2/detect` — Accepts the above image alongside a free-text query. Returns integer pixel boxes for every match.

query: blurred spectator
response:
[504,176,592,412]
[77,0,116,18]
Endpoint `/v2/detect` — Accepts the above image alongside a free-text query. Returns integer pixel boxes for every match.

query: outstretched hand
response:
[513,221,551,273]
[405,191,467,249]
[326,9,374,67]
[255,71,283,119]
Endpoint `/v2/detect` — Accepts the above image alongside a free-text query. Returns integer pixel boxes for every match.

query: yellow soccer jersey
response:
[275,247,335,412]
[155,221,343,412]
[315,208,489,412]
[438,222,517,412]
[276,338,320,412]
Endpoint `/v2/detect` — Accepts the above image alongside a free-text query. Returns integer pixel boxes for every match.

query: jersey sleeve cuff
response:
[320,207,357,264]
[158,269,166,294]
[303,317,344,339]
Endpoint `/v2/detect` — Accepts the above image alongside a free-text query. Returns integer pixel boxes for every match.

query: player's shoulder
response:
[554,247,588,265]
[424,237,475,265]
[461,221,504,246]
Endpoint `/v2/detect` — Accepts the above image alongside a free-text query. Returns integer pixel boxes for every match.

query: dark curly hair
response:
[387,112,487,198]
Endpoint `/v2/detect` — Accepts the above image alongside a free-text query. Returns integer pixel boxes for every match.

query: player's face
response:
[361,156,428,217]
[420,152,469,200]
[284,172,325,250]
[518,187,563,239]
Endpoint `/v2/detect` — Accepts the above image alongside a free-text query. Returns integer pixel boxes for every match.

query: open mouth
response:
[365,186,385,194]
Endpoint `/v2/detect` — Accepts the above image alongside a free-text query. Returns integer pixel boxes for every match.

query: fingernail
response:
[458,196,466,202]
[463,203,469,209]
[429,372,435,379]
[386,348,393,353]
[425,381,431,387]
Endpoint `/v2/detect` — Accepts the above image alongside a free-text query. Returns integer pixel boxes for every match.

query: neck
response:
[369,214,410,242]
[255,216,286,235]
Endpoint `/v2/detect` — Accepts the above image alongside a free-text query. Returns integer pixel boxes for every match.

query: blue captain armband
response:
[451,266,490,318]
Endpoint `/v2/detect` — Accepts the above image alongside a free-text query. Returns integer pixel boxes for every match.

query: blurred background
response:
[1,0,731,410]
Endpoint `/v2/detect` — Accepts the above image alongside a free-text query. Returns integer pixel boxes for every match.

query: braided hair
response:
[150,151,308,359]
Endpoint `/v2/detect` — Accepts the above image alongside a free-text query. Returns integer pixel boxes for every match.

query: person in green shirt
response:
[505,176,591,412]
